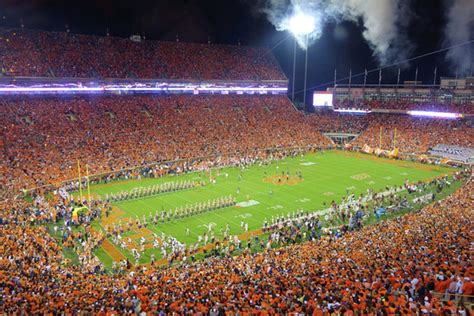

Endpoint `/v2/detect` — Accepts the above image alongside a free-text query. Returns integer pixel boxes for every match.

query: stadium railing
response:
[431,292,474,306]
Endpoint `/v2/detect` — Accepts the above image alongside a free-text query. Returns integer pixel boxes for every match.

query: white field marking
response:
[296,198,311,203]
[350,173,371,180]
[235,213,253,219]
[366,181,376,185]
[300,162,316,166]
[346,186,356,191]
[383,176,393,180]
[236,200,260,208]
[267,205,284,210]
[324,192,335,196]
[400,172,409,176]
[198,222,217,230]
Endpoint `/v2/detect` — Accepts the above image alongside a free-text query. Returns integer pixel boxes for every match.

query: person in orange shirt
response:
[460,278,473,296]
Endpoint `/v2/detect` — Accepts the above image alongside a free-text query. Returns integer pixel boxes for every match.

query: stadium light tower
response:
[289,14,316,37]
[288,13,316,105]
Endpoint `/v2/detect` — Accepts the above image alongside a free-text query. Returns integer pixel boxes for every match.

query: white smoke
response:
[257,0,414,66]
[444,0,474,76]
[261,1,324,49]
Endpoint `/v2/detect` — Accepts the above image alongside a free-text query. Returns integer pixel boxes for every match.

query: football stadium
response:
[1,1,473,314]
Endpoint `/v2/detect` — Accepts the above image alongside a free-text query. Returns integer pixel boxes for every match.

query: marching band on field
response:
[104,180,206,202]
[104,194,237,236]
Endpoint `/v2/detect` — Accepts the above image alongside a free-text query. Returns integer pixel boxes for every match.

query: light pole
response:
[292,38,297,101]
[303,34,309,105]
[288,13,316,107]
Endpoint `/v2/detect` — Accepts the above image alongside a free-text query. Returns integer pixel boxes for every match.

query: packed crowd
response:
[306,112,369,133]
[429,144,474,164]
[2,94,473,201]
[334,99,474,114]
[0,95,331,200]
[1,173,471,314]
[1,26,473,314]
[303,110,472,154]
[0,28,286,80]
[352,114,473,153]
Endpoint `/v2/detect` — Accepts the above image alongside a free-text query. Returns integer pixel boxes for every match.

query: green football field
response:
[84,150,454,266]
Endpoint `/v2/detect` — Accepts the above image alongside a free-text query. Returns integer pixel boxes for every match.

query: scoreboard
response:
[313,91,333,107]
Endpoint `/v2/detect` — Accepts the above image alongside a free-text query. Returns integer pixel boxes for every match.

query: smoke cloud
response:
[256,0,414,66]
[443,0,474,76]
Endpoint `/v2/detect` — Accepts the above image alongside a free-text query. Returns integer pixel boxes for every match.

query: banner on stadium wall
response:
[362,144,373,154]
[367,147,398,158]
[388,148,399,158]
[418,154,428,162]
[440,158,453,165]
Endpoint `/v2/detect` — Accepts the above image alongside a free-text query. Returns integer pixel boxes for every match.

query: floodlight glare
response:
[288,13,316,36]
[407,110,462,119]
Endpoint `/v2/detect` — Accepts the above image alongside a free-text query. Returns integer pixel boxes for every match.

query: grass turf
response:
[78,150,454,266]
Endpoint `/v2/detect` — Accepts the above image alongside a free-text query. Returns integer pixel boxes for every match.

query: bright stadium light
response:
[288,13,316,36]
[407,110,462,119]
[288,12,316,106]
[334,109,372,114]
[0,84,288,94]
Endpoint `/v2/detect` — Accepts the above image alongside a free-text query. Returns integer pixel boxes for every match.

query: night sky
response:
[0,0,468,105]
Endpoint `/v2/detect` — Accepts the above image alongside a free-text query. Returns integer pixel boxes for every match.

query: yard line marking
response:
[236,200,260,207]
[267,205,284,210]
[350,173,371,180]
[235,213,253,219]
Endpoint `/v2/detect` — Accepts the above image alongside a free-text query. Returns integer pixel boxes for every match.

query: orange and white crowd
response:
[0,95,331,200]
[0,28,285,80]
[1,176,472,314]
[3,94,472,201]
[0,26,473,315]
[351,114,473,154]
